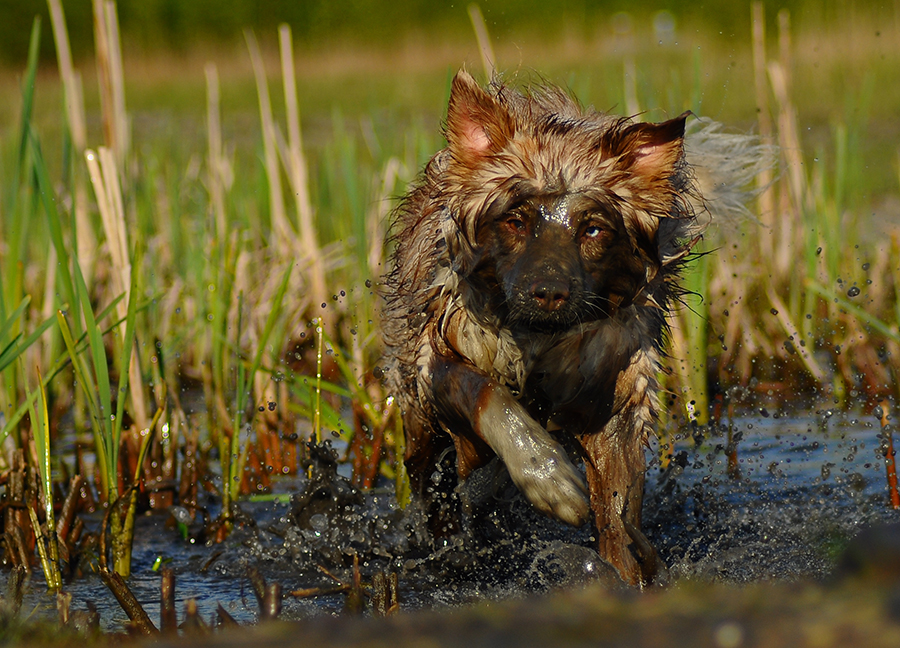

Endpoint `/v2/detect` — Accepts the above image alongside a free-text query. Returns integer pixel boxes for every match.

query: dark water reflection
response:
[646,412,896,583]
[22,411,900,630]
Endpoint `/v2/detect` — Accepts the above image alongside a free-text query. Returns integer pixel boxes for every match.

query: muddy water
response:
[22,410,900,630]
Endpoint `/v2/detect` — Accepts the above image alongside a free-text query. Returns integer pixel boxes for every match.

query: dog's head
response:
[439,70,694,333]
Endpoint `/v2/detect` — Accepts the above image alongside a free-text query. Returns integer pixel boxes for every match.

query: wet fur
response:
[383,70,757,586]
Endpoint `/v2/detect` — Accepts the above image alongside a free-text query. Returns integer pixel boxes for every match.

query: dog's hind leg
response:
[401,405,464,539]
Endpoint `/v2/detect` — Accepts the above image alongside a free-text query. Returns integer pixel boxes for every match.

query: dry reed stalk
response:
[777,9,792,88]
[623,56,640,119]
[767,62,807,218]
[879,401,900,509]
[91,0,112,148]
[368,158,401,287]
[47,0,96,292]
[278,25,328,329]
[253,344,280,436]
[467,4,496,79]
[751,2,776,257]
[84,147,148,430]
[205,63,228,241]
[344,157,402,401]
[160,567,177,634]
[245,30,294,254]
[47,0,86,149]
[104,1,128,159]
[765,283,827,384]
[668,314,702,425]
[92,0,128,166]
[771,9,796,277]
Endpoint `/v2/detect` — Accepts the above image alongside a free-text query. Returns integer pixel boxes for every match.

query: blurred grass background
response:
[2,1,897,209]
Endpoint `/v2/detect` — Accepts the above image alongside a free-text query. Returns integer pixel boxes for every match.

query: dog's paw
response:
[473,385,589,526]
[507,436,590,527]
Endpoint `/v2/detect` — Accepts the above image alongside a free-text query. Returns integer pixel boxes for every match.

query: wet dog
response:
[383,70,758,586]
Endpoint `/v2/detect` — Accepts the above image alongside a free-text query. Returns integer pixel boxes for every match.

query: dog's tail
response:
[684,117,776,228]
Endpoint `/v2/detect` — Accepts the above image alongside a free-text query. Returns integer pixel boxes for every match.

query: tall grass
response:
[0,3,897,580]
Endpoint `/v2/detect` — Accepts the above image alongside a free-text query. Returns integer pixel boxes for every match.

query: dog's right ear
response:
[446,70,514,164]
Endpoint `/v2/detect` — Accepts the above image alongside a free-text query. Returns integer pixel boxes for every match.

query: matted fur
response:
[383,70,761,586]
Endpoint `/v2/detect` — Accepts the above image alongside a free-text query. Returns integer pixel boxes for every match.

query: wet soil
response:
[149,576,900,648]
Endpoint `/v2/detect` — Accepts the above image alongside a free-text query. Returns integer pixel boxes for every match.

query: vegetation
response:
[0,0,897,607]
[0,0,881,64]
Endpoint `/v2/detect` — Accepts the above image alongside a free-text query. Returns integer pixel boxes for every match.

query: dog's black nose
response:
[530,280,570,312]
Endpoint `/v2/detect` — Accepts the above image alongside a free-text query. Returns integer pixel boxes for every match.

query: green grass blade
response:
[4,17,41,223]
[72,260,116,487]
[56,308,111,499]
[0,296,31,342]
[319,325,377,418]
[55,310,99,418]
[74,265,112,413]
[806,281,900,344]
[246,265,292,384]
[1,19,41,328]
[0,306,59,374]
[0,334,24,369]
[0,295,135,447]
[29,128,78,321]
[16,19,41,171]
[114,243,143,449]
[286,382,348,438]
[24,366,54,527]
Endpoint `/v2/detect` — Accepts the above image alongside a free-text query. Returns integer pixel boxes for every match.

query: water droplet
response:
[847,286,860,297]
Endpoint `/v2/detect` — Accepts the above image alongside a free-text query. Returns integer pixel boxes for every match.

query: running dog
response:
[383,70,760,586]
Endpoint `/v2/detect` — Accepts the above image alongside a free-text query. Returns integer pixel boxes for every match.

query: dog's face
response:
[477,192,654,333]
[440,71,689,333]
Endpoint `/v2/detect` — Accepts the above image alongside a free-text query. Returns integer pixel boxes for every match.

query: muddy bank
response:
[150,570,900,648]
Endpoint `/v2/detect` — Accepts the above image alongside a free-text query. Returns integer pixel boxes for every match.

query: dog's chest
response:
[517,312,657,426]
[529,327,629,401]
[439,279,657,424]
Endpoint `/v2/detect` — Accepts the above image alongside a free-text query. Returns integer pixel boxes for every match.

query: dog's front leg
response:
[431,356,590,527]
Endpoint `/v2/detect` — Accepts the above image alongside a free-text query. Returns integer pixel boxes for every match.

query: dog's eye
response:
[583,225,604,239]
[505,216,526,233]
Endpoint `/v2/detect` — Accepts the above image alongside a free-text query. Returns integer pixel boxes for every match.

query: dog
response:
[383,69,760,587]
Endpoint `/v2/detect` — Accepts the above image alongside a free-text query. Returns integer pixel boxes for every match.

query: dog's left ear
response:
[613,112,689,181]
[446,70,515,165]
